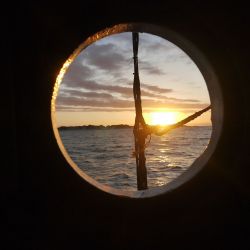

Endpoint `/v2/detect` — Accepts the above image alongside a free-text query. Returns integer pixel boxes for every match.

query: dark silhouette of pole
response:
[132,32,148,190]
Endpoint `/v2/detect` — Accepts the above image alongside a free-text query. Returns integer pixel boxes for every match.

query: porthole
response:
[51,23,223,198]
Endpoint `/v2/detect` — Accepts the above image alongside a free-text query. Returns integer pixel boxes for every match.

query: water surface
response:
[59,126,211,190]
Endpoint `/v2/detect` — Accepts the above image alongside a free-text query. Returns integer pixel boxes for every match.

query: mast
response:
[132,32,148,190]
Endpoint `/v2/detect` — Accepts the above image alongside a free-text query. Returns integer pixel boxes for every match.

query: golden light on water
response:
[145,111,181,125]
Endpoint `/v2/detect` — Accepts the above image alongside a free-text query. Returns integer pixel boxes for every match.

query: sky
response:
[55,32,211,127]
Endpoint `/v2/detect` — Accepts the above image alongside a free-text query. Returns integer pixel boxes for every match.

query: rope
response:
[148,105,211,136]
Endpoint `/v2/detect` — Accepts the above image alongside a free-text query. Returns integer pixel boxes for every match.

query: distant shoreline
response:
[58,124,211,130]
[58,124,133,130]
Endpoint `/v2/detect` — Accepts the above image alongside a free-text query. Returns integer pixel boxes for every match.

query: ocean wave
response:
[59,127,211,190]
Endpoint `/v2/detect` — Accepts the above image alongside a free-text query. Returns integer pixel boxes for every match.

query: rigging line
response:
[148,105,211,136]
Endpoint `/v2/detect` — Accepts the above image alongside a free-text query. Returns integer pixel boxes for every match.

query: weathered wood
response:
[132,32,148,190]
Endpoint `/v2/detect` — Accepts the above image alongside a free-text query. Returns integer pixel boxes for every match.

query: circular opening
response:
[51,23,223,198]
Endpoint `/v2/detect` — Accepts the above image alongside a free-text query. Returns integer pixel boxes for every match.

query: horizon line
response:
[57,123,212,128]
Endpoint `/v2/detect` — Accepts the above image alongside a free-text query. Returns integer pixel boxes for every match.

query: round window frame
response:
[51,23,223,198]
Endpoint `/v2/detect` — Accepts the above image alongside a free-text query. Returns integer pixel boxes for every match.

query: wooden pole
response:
[132,32,148,190]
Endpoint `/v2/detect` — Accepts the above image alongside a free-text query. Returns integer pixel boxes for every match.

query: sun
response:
[147,112,179,125]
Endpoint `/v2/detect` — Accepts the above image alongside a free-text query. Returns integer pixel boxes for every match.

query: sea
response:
[59,126,212,191]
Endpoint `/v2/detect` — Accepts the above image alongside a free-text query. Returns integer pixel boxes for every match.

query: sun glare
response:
[147,112,179,125]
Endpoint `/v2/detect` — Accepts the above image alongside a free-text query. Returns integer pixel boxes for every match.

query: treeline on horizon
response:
[58,124,132,130]
[58,124,210,130]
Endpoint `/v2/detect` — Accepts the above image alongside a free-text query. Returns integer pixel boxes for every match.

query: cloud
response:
[142,84,172,93]
[56,106,208,115]
[139,34,176,52]
[60,78,201,106]
[64,80,133,96]
[62,79,172,99]
[141,99,208,109]
[162,97,200,103]
[62,37,167,88]
[82,43,127,72]
[59,89,115,99]
[56,96,135,108]
[56,92,208,112]
[56,106,135,112]
[63,63,94,83]
[60,81,165,99]
[140,61,166,75]
[56,32,207,116]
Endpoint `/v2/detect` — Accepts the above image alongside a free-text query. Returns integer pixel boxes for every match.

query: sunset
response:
[54,29,212,192]
[145,111,182,125]
[55,32,211,127]
[12,3,249,249]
